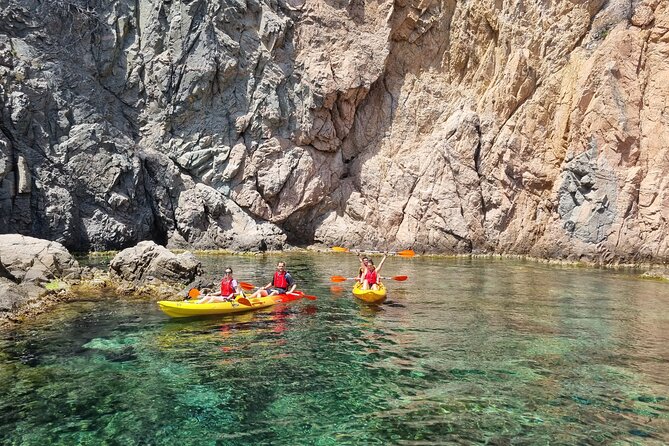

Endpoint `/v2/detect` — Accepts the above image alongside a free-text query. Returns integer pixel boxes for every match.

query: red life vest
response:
[220,277,236,296]
[365,270,378,285]
[273,271,288,289]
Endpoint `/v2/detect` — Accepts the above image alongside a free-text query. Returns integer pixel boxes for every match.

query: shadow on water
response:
[1,253,668,444]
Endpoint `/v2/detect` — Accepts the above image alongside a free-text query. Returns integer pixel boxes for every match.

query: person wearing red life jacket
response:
[197,267,242,303]
[361,254,387,291]
[249,261,296,298]
[356,255,370,282]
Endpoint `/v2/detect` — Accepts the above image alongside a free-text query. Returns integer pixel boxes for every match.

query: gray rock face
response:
[0,234,81,284]
[0,277,25,313]
[109,240,202,285]
[1,0,668,264]
[0,234,82,315]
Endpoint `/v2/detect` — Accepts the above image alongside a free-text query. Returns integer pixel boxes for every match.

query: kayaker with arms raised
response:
[197,267,242,303]
[250,261,296,298]
[361,254,387,291]
[356,255,370,282]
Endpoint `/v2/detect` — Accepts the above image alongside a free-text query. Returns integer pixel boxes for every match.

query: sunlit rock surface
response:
[109,240,202,285]
[1,0,667,264]
[0,234,81,316]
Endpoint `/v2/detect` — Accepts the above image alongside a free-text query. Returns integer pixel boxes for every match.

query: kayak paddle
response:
[330,276,357,282]
[283,291,317,301]
[293,291,317,301]
[276,291,317,302]
[382,275,408,281]
[239,282,255,291]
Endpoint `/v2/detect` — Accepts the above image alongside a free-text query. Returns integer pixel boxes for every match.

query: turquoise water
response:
[1,254,668,445]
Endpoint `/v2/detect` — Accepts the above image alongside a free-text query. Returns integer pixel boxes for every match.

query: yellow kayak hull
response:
[157,295,281,318]
[352,282,387,304]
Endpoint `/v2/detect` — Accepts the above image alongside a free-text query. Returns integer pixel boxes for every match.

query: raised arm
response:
[376,254,388,275]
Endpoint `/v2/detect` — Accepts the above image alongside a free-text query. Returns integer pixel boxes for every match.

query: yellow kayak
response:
[352,282,387,304]
[158,294,282,318]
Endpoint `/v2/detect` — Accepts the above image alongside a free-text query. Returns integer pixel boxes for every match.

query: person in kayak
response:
[196,267,243,303]
[361,254,387,290]
[249,261,296,298]
[356,255,370,282]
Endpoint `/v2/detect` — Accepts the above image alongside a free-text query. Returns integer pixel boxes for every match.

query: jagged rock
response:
[0,277,25,312]
[0,234,82,284]
[0,0,667,265]
[0,234,82,320]
[109,240,202,285]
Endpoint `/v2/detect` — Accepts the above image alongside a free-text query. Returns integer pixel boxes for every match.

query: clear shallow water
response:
[1,254,668,445]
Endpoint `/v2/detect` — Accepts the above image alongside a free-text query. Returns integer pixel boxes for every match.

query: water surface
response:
[1,254,668,444]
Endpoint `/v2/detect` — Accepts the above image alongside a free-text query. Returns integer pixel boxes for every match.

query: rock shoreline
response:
[2,235,668,328]
[0,236,204,327]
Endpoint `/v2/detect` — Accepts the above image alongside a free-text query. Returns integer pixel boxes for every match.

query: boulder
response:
[109,241,202,286]
[0,234,82,285]
[0,234,83,321]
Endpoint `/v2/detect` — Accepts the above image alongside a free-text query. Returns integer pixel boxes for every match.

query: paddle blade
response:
[331,246,350,253]
[188,288,200,299]
[237,297,252,306]
[391,275,408,281]
[287,291,317,301]
[239,282,255,291]
[279,294,301,303]
[330,275,348,282]
[397,249,415,257]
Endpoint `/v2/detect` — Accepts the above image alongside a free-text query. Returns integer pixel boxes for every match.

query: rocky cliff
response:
[1,0,667,264]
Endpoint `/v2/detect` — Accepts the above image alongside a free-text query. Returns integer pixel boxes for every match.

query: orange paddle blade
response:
[331,246,350,253]
[237,297,252,306]
[391,275,408,281]
[397,249,415,257]
[330,275,348,282]
[239,282,255,291]
[278,294,300,303]
[188,288,200,298]
[291,291,317,300]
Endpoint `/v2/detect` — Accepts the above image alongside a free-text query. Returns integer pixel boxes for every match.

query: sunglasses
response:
[225,271,232,274]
